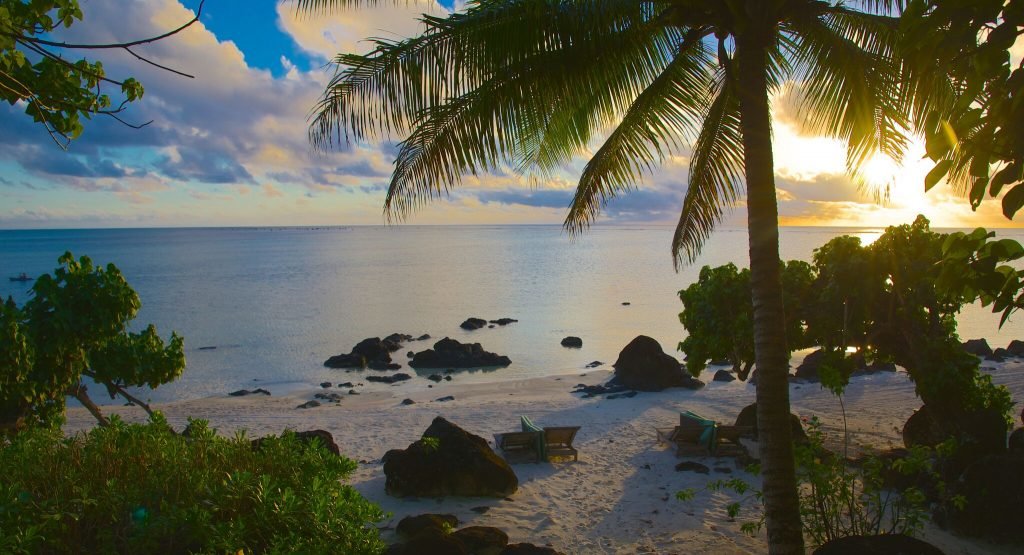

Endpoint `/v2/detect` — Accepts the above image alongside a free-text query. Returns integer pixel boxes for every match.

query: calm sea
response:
[2,225,1022,403]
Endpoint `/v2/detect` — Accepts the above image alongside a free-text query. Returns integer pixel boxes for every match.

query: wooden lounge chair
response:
[543,426,580,462]
[493,431,541,463]
[666,412,752,457]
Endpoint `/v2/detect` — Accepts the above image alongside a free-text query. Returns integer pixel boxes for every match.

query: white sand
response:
[66,360,1024,554]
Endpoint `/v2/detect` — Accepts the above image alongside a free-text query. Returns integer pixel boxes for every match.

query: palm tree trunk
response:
[735,15,805,555]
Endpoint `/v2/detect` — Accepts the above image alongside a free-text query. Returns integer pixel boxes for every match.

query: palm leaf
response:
[672,71,745,268]
[564,29,714,235]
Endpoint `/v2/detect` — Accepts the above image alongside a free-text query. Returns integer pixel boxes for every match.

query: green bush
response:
[0,414,385,554]
[677,418,944,548]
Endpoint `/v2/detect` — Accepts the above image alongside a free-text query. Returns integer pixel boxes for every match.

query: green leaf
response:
[925,160,953,192]
[1001,184,1024,219]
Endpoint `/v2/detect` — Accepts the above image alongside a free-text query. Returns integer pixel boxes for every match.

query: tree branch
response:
[3,1,205,51]
[123,46,195,79]
[68,382,109,426]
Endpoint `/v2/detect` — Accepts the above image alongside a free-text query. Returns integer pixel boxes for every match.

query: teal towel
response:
[682,411,719,452]
[520,416,547,461]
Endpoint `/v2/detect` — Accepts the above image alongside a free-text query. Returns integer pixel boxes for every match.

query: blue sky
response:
[1,0,1021,229]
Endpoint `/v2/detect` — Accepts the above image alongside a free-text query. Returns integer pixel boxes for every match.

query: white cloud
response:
[276,0,445,59]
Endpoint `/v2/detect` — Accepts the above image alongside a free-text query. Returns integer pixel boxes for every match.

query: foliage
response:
[0,0,199,148]
[807,236,876,352]
[900,0,1024,218]
[0,414,386,554]
[937,227,1024,326]
[678,260,813,380]
[794,418,933,548]
[0,252,184,430]
[676,419,944,548]
[677,215,1014,421]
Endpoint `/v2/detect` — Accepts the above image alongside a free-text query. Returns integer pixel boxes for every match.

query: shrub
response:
[0,414,385,554]
[677,418,945,549]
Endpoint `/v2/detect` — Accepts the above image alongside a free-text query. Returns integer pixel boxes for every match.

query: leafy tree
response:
[899,0,1024,217]
[679,260,813,381]
[937,227,1024,326]
[808,217,1011,419]
[301,0,931,550]
[0,0,201,148]
[807,236,876,353]
[0,253,184,432]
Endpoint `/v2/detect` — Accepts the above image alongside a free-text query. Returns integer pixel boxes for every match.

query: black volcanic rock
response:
[324,334,420,369]
[382,417,518,497]
[613,335,691,391]
[489,318,518,326]
[410,337,511,369]
[367,373,412,384]
[962,338,993,357]
[560,336,583,348]
[813,535,944,555]
[460,317,487,330]
[713,370,736,382]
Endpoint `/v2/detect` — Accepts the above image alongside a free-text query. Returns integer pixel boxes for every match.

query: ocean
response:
[2,225,1022,403]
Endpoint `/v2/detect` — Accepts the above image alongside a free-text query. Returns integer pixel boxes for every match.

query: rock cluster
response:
[410,337,511,369]
[324,333,429,370]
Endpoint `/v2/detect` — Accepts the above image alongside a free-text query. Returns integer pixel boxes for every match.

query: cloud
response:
[277,1,444,59]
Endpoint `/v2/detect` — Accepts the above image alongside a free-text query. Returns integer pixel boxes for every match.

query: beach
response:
[65,357,1024,554]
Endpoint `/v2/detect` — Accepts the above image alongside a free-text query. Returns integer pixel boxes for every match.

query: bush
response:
[677,418,946,549]
[0,415,385,554]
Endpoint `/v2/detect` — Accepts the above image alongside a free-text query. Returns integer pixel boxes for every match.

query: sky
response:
[2,0,1023,230]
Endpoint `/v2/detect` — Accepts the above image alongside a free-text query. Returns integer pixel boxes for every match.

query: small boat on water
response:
[8,273,31,282]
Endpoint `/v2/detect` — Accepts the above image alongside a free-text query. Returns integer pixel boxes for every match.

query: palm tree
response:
[299,1,921,552]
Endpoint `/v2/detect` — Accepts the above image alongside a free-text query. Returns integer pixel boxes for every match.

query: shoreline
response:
[66,361,1024,554]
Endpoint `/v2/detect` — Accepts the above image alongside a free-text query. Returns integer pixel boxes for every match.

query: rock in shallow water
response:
[460,317,487,330]
[366,373,411,384]
[410,337,511,369]
[560,336,583,348]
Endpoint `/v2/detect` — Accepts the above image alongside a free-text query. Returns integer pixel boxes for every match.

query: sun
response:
[857,150,935,217]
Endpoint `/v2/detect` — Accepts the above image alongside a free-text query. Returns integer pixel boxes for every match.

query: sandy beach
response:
[66,359,1024,554]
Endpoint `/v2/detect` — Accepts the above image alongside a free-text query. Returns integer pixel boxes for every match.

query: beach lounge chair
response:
[493,417,581,463]
[665,411,752,456]
[493,431,542,463]
[543,426,580,461]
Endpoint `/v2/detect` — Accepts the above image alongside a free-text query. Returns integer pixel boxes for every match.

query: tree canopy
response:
[0,0,200,148]
[901,0,1024,217]
[0,253,185,432]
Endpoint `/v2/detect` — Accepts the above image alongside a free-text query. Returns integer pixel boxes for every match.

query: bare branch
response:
[3,1,205,51]
[124,47,195,79]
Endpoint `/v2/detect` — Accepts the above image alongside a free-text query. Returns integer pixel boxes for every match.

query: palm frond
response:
[564,30,714,234]
[782,7,909,175]
[380,3,684,219]
[672,71,745,268]
[310,0,673,150]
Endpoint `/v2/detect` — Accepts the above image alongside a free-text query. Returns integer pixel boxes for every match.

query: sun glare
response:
[858,150,935,217]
